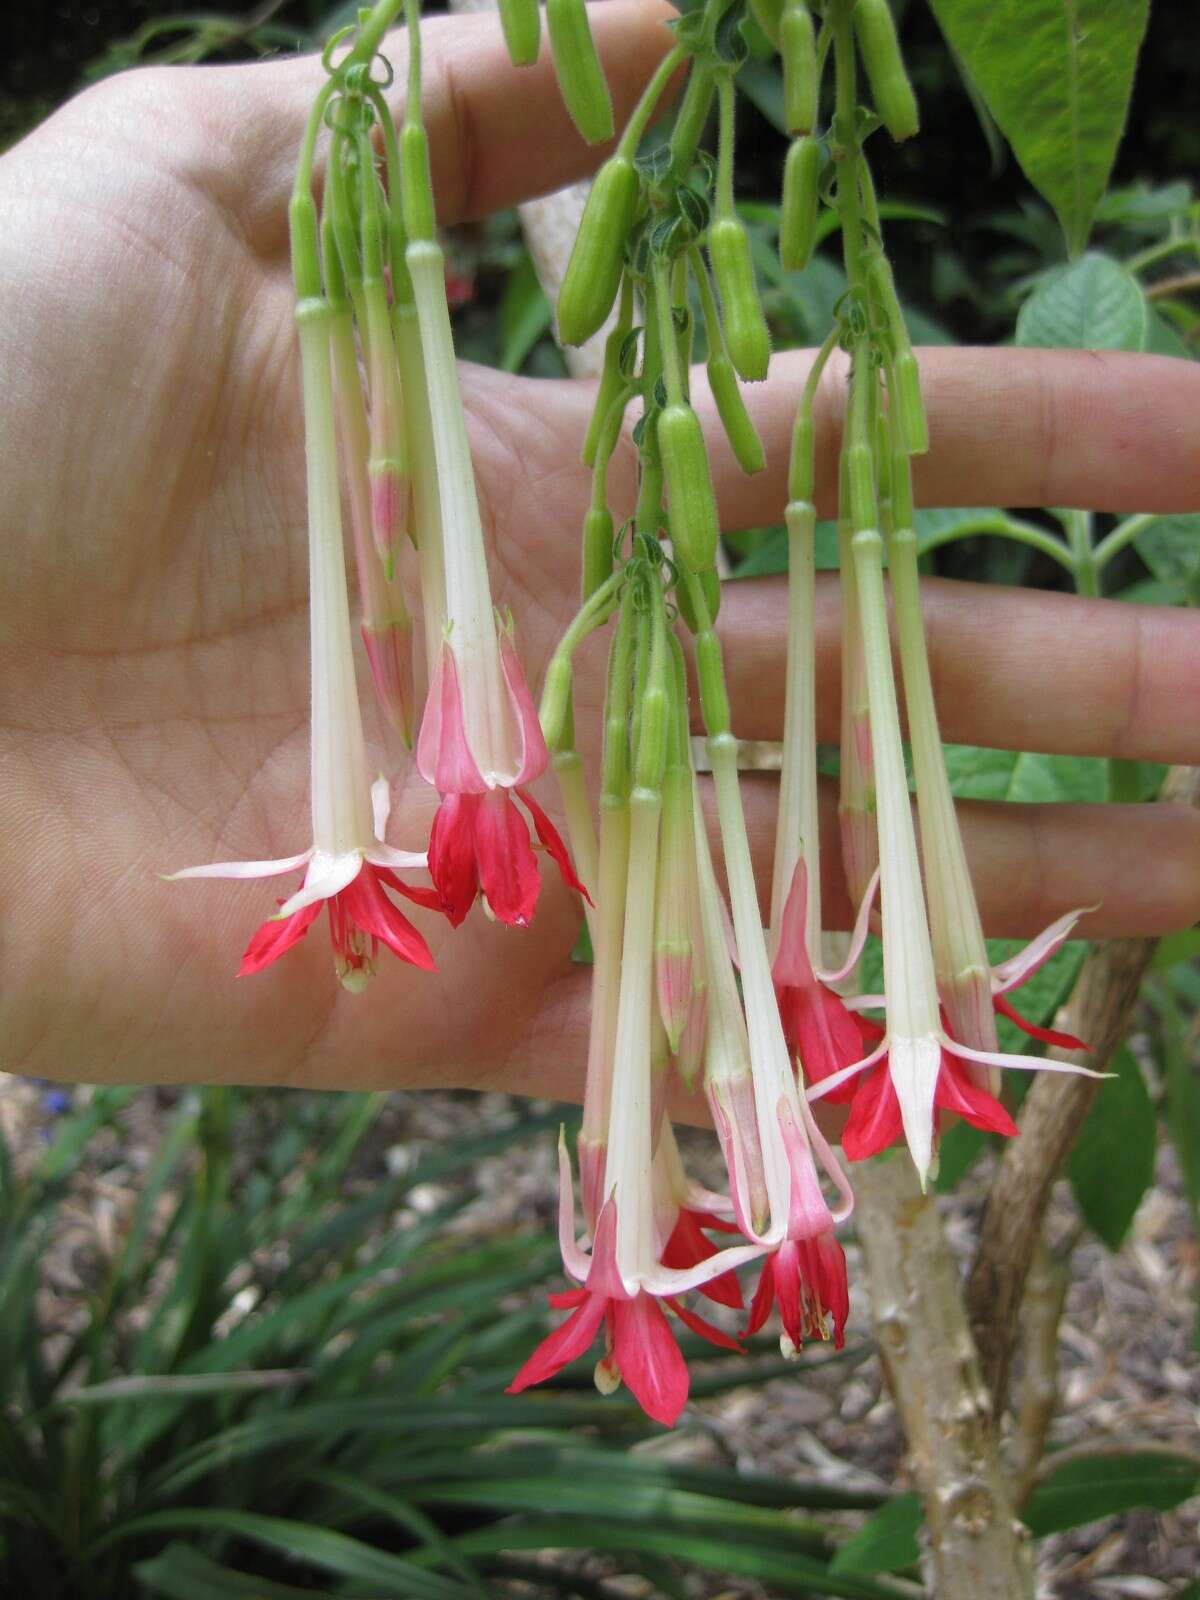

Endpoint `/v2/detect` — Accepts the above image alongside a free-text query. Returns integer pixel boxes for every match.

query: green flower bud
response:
[695,625,730,733]
[498,0,540,67]
[674,565,722,635]
[747,0,785,48]
[782,1,817,135]
[546,0,614,147]
[540,654,574,753]
[893,349,929,455]
[581,504,615,601]
[708,218,771,383]
[707,350,765,475]
[853,0,919,143]
[558,156,640,347]
[780,134,821,274]
[583,323,629,465]
[400,122,436,244]
[658,402,720,576]
[846,441,878,534]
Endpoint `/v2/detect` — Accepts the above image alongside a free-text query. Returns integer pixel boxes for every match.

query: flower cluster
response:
[171,8,587,987]
[170,0,1104,1430]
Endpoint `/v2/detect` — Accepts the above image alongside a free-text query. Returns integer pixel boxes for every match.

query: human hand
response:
[1,3,1198,1101]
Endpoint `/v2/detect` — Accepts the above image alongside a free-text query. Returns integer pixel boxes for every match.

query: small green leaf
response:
[1024,1450,1200,1536]
[1152,930,1200,972]
[1133,513,1200,597]
[927,0,1149,255]
[1066,1044,1156,1250]
[829,1494,922,1575]
[1016,253,1146,351]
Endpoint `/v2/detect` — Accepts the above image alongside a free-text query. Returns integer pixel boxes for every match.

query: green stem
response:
[1064,508,1100,598]
[617,45,686,158]
[715,70,737,220]
[1093,512,1156,573]
[918,512,1079,574]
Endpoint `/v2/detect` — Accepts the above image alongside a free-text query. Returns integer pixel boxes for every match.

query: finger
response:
[206,1,677,235]
[710,574,1200,766]
[693,346,1200,524]
[721,772,1200,941]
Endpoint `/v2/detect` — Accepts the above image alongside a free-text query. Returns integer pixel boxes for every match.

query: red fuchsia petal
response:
[416,643,487,795]
[374,867,445,914]
[773,860,819,990]
[515,787,592,904]
[779,982,865,1103]
[690,1209,742,1236]
[661,1211,745,1310]
[338,865,437,973]
[935,1054,1018,1138]
[771,1240,806,1350]
[610,1293,690,1426]
[498,630,549,786]
[840,1063,905,1162]
[506,1291,608,1394]
[548,1287,589,1310]
[474,789,540,927]
[744,1255,777,1338]
[585,1200,628,1304]
[796,1233,849,1348]
[664,1296,745,1353]
[993,993,1089,1052]
[237,899,323,976]
[427,793,480,928]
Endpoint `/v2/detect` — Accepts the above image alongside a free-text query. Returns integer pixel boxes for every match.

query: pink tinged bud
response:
[361,617,415,746]
[939,965,999,1059]
[578,1135,607,1237]
[367,462,412,575]
[672,983,708,1092]
[655,949,693,1057]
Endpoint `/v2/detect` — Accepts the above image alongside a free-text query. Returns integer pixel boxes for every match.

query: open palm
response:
[2,3,1199,1101]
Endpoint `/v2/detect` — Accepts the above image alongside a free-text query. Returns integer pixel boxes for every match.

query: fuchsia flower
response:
[417,634,587,926]
[405,237,588,929]
[171,295,438,990]
[508,1144,751,1427]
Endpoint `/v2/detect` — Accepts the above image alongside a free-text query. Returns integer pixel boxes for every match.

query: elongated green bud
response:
[695,627,729,734]
[709,218,771,382]
[498,0,540,66]
[546,0,614,146]
[540,654,574,753]
[677,565,721,633]
[893,349,929,455]
[581,504,615,600]
[782,1,817,135]
[847,442,877,534]
[853,0,919,143]
[747,0,785,48]
[400,122,436,244]
[707,350,765,475]
[658,402,720,575]
[558,156,639,346]
[780,135,821,273]
[583,323,629,465]
[668,60,716,181]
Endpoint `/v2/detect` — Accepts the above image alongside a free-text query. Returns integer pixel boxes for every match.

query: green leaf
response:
[107,1510,472,1598]
[1016,253,1147,351]
[927,0,1149,255]
[1152,930,1200,972]
[135,1544,342,1600]
[1024,1450,1200,1536]
[1133,513,1200,598]
[1066,1045,1156,1250]
[829,1494,922,1575]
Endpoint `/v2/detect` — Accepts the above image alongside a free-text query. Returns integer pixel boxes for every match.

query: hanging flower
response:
[405,236,589,928]
[170,295,437,990]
